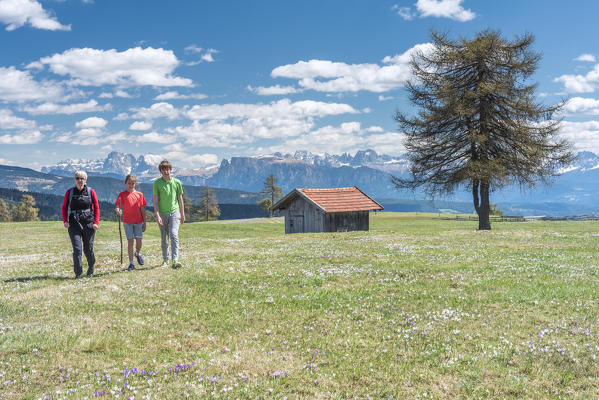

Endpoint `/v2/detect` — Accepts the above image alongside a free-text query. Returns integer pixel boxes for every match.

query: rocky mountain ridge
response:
[42,152,165,181]
[20,150,599,215]
[40,149,411,195]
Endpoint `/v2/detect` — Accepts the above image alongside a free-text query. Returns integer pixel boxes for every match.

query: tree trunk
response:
[472,180,491,230]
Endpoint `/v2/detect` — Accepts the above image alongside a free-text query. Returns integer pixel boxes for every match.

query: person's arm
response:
[91,189,100,229]
[140,194,147,231]
[153,194,163,226]
[62,190,70,228]
[178,193,185,224]
[141,206,146,232]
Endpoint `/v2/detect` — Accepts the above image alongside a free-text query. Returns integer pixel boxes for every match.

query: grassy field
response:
[1,213,599,399]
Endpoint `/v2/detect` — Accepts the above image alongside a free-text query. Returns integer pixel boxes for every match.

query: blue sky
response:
[2,0,599,170]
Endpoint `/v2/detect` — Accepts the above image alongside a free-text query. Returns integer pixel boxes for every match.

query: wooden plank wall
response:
[285,196,325,233]
[283,198,371,233]
[324,211,369,232]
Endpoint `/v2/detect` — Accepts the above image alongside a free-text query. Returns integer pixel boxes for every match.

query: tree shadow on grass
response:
[91,263,166,278]
[3,275,72,283]
[3,264,167,283]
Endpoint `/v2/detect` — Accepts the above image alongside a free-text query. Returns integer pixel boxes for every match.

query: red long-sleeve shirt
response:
[61,186,100,225]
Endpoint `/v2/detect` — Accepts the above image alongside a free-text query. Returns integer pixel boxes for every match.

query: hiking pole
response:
[118,199,123,265]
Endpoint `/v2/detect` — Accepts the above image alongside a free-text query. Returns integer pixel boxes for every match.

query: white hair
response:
[74,170,87,180]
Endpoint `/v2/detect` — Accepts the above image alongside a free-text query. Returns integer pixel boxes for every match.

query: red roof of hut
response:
[273,187,383,213]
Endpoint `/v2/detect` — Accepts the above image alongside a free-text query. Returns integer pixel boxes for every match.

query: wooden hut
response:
[271,187,384,234]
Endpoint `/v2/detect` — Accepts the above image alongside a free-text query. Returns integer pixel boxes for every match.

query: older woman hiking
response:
[61,170,100,278]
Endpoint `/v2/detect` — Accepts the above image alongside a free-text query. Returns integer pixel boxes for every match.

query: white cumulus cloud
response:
[415,0,475,21]
[75,116,107,129]
[184,45,219,63]
[574,54,596,62]
[154,91,207,100]
[34,47,193,87]
[201,49,218,63]
[559,120,599,153]
[0,0,70,31]
[564,97,599,115]
[0,108,37,130]
[184,99,357,121]
[129,121,153,131]
[98,90,133,99]
[137,131,176,143]
[288,122,364,151]
[270,43,433,93]
[362,132,407,155]
[170,121,250,147]
[114,90,133,98]
[248,85,302,96]
[170,99,359,147]
[22,99,112,115]
[55,128,129,146]
[555,64,599,93]
[184,44,203,54]
[0,109,43,144]
[160,151,219,168]
[263,122,405,155]
[0,129,42,144]
[0,66,65,102]
[392,5,416,20]
[130,102,180,120]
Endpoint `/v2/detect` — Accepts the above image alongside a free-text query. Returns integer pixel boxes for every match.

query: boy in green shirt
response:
[153,160,185,268]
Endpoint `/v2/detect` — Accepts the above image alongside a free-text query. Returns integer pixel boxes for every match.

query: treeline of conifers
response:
[0,188,264,222]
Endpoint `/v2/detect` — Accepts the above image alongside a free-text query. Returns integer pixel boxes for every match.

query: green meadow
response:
[1,213,599,399]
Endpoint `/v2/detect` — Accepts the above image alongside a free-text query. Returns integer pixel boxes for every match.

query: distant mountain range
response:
[0,164,261,205]
[5,149,599,216]
[0,163,475,217]
[40,150,409,196]
[41,152,208,183]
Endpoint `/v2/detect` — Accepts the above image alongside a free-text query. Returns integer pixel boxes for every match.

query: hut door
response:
[289,215,304,233]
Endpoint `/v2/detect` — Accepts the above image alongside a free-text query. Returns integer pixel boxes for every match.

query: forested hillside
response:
[0,188,118,221]
[0,188,264,221]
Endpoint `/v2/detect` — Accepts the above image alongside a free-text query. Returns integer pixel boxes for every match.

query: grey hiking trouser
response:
[159,210,180,262]
[68,223,95,276]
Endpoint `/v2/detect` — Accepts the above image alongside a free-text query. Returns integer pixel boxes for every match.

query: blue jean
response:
[159,210,180,261]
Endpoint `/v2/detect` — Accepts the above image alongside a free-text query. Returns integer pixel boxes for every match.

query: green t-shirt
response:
[153,177,183,214]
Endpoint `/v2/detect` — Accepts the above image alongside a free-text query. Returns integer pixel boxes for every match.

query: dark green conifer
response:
[258,174,283,217]
[197,186,220,221]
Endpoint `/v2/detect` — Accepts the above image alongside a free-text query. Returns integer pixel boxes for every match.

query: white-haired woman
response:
[61,171,100,278]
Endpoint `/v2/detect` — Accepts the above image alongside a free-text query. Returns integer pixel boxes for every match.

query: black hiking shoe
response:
[135,253,144,265]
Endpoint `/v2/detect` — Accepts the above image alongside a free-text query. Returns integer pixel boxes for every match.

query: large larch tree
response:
[393,30,573,230]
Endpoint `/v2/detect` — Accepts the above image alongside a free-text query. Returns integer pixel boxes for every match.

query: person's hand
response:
[93,224,99,230]
[180,214,186,224]
[156,214,163,226]
[63,222,70,228]
[142,222,146,232]
[115,207,122,216]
